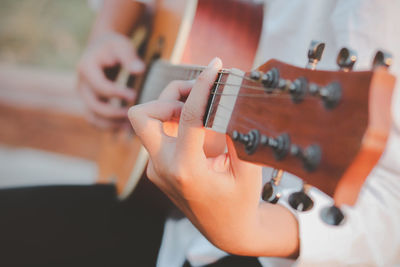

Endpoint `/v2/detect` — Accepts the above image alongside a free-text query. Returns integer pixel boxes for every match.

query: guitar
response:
[98,0,395,220]
[97,0,264,198]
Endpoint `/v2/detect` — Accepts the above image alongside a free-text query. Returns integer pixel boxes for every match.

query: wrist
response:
[222,203,299,258]
[255,203,300,258]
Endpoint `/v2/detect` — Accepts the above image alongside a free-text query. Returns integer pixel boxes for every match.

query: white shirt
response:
[157,0,400,266]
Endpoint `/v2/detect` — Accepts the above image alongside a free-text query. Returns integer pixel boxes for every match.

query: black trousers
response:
[0,178,260,267]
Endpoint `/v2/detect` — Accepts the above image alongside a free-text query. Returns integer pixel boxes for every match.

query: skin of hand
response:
[77,32,145,129]
[128,58,300,258]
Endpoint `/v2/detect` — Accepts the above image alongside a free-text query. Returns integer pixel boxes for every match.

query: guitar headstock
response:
[211,45,395,206]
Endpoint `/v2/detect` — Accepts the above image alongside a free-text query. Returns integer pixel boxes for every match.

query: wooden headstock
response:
[205,52,395,206]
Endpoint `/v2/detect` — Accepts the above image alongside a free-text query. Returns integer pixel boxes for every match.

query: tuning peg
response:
[261,132,290,160]
[336,47,357,71]
[306,40,325,70]
[288,184,314,212]
[290,144,322,172]
[320,205,345,226]
[372,50,392,69]
[249,70,262,81]
[232,129,261,155]
[262,169,283,204]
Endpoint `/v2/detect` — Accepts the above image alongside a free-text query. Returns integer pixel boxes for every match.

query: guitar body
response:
[97,0,264,197]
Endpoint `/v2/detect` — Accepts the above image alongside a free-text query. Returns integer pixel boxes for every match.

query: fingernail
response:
[130,60,145,73]
[208,57,221,68]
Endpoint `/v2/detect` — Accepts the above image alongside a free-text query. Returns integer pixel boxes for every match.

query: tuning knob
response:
[372,50,392,69]
[249,70,262,81]
[336,47,357,71]
[290,144,322,172]
[262,169,283,204]
[306,40,325,70]
[288,184,314,212]
[261,133,291,160]
[232,129,260,155]
[320,205,345,226]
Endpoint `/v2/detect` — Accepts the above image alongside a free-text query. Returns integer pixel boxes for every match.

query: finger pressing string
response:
[177,57,223,161]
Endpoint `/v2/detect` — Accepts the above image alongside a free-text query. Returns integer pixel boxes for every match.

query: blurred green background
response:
[0,0,95,71]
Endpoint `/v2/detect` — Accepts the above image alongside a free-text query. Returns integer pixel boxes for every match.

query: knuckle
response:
[181,106,201,124]
[196,74,207,83]
[169,161,191,186]
[170,166,186,186]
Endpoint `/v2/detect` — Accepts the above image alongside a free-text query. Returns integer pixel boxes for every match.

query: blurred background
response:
[0,0,100,187]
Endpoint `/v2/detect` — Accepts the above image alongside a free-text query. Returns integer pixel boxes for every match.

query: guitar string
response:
[161,65,254,82]
[155,68,315,99]
[158,72,304,99]
[209,92,306,99]
[155,65,261,87]
[158,70,262,90]
[214,81,272,92]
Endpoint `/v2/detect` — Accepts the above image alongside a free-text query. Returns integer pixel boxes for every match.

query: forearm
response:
[89,0,147,42]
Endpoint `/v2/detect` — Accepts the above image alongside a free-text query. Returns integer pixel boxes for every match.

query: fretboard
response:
[139,60,244,133]
[138,60,205,104]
